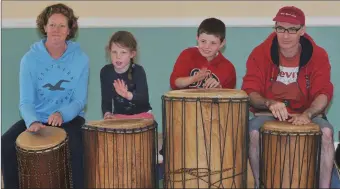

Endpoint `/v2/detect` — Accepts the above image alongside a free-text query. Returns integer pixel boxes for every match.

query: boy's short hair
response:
[197,18,226,42]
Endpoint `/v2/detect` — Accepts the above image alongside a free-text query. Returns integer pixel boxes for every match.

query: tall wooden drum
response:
[82,118,158,188]
[259,121,322,188]
[16,126,72,188]
[162,88,249,188]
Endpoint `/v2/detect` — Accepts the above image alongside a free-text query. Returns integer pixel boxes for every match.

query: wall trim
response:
[2,16,340,28]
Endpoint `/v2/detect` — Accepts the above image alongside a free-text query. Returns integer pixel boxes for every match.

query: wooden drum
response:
[162,88,249,188]
[260,121,322,188]
[15,126,72,188]
[82,119,158,188]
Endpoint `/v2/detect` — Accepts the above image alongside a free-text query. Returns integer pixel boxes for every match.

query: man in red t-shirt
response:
[241,6,334,188]
[170,17,236,90]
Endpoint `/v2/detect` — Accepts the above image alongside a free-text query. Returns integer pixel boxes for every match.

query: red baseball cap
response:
[273,6,305,25]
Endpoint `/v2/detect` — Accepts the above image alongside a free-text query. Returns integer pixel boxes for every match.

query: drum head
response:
[85,118,154,130]
[163,88,248,99]
[262,120,321,133]
[16,126,67,151]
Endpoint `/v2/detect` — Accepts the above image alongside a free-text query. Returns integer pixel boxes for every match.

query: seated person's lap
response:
[249,116,333,133]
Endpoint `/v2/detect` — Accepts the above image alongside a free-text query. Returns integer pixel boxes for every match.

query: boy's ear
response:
[219,39,226,49]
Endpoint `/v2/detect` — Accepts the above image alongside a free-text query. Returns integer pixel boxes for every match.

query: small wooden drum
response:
[82,118,158,188]
[162,88,249,188]
[15,126,72,188]
[259,121,322,188]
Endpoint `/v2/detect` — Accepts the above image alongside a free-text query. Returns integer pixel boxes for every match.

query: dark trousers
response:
[1,116,85,189]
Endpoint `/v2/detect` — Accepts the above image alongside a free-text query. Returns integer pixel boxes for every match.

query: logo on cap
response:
[273,6,305,25]
[280,12,297,18]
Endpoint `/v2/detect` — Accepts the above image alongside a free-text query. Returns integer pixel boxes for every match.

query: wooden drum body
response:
[15,126,72,188]
[162,88,249,188]
[82,119,158,188]
[259,121,322,188]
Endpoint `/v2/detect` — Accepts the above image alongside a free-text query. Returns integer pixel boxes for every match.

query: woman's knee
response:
[2,120,26,146]
[62,117,84,134]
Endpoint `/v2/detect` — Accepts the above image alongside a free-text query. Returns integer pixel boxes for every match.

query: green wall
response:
[2,27,340,140]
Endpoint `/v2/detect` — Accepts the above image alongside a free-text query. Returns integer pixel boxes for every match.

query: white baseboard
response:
[2,16,340,28]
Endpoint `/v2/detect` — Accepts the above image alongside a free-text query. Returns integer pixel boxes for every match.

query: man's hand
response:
[266,100,289,121]
[288,113,311,125]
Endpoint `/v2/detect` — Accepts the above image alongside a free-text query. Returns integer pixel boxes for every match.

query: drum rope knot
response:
[165,166,243,187]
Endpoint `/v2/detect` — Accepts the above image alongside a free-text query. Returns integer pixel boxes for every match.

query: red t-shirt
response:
[271,48,303,112]
[170,47,236,90]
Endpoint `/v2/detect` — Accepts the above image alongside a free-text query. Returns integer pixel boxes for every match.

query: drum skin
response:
[162,88,249,188]
[260,121,322,188]
[82,118,157,188]
[16,126,72,189]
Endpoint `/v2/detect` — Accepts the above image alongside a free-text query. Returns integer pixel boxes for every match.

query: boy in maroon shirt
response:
[170,17,236,90]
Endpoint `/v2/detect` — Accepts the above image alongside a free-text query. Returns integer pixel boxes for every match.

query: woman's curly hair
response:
[36,3,79,40]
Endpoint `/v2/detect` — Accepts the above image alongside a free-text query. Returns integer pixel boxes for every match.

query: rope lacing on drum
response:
[163,96,249,188]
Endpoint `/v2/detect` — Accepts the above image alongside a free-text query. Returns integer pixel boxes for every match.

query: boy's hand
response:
[204,77,221,88]
[192,67,209,83]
